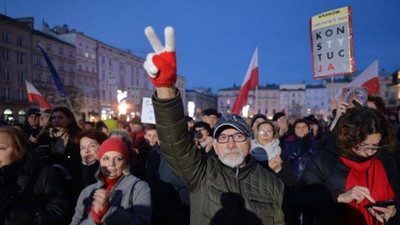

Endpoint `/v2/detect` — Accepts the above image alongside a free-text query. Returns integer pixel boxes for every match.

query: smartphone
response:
[342,87,368,107]
[365,200,397,208]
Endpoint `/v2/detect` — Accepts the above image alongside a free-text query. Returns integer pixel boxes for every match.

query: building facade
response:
[304,84,327,118]
[54,27,99,121]
[186,87,217,119]
[0,15,32,122]
[32,30,78,112]
[217,84,280,118]
[279,84,306,118]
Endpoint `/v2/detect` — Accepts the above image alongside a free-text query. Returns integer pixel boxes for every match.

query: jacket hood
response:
[103,119,118,131]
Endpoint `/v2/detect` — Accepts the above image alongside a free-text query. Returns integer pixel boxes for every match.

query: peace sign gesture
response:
[143,26,177,87]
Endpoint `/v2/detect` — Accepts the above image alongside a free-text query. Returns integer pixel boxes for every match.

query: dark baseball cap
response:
[213,114,250,138]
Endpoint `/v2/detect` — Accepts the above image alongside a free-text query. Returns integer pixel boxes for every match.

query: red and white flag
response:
[349,60,379,94]
[26,81,51,109]
[231,48,259,115]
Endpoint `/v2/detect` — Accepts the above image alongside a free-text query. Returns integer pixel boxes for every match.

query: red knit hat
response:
[98,137,129,162]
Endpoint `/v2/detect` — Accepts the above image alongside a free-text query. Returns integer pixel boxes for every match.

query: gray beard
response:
[220,148,245,168]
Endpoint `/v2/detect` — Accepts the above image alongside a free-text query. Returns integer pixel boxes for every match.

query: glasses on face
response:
[355,143,385,152]
[216,133,248,144]
[259,129,274,135]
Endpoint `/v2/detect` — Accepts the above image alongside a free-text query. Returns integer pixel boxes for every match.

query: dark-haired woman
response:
[71,130,108,201]
[36,107,83,174]
[294,107,400,225]
[282,119,318,180]
[0,127,71,225]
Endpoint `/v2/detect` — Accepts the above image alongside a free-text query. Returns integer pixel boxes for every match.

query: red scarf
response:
[99,174,122,194]
[90,174,122,224]
[338,156,395,225]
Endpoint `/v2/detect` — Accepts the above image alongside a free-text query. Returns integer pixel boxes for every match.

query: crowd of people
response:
[1,26,400,225]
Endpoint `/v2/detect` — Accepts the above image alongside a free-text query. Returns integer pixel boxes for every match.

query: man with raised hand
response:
[143,26,285,225]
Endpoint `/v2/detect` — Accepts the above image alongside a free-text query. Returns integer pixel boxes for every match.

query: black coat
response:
[0,154,72,225]
[293,134,400,225]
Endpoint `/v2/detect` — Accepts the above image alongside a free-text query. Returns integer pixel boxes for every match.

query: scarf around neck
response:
[338,156,395,225]
[49,128,69,147]
[251,138,281,160]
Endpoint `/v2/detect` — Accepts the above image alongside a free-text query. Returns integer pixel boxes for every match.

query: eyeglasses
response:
[259,129,274,135]
[216,133,248,144]
[355,144,385,152]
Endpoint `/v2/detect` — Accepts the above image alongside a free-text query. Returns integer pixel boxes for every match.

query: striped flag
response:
[38,44,67,96]
[351,60,379,94]
[26,81,51,109]
[231,48,259,115]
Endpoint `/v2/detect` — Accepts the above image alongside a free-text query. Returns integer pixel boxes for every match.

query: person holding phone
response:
[193,121,214,155]
[294,107,399,225]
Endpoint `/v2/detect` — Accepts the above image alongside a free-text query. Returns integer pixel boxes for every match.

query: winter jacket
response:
[70,173,152,225]
[0,154,72,225]
[282,133,318,180]
[146,145,190,225]
[293,134,400,225]
[152,91,285,225]
[70,161,99,201]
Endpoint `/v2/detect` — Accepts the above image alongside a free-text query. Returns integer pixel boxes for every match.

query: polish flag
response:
[26,81,51,109]
[349,60,379,94]
[231,48,259,115]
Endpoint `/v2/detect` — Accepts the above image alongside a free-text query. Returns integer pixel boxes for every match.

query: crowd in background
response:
[1,94,400,225]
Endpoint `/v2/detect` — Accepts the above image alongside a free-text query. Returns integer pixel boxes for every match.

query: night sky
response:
[4,0,400,92]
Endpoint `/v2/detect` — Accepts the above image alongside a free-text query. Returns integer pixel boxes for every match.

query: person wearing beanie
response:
[71,137,152,225]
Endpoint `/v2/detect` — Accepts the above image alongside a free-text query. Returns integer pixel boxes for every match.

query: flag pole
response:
[255,86,259,114]
[331,75,336,103]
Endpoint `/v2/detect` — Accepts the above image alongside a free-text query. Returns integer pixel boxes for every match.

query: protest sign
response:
[342,87,368,107]
[141,97,156,124]
[310,6,355,79]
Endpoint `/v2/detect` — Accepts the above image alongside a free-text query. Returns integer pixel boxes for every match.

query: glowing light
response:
[188,101,195,117]
[242,105,250,118]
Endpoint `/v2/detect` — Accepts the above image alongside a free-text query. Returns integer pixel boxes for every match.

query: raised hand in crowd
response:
[143,26,177,99]
[329,101,349,131]
[268,155,283,173]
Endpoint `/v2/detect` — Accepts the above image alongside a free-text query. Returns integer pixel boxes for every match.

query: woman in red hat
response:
[70,137,152,225]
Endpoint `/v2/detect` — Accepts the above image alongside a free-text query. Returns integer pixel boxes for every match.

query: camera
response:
[194,131,203,139]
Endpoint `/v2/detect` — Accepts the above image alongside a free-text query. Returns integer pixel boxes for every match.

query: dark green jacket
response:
[152,91,285,225]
